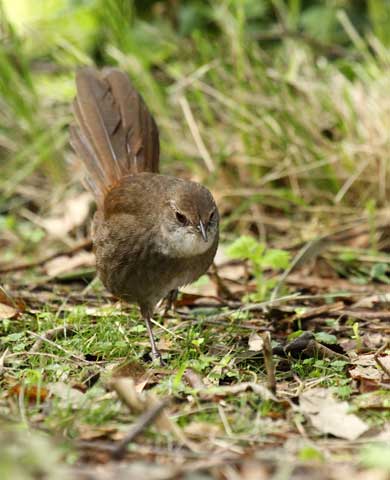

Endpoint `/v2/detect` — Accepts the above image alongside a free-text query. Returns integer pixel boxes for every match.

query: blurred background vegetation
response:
[1,0,390,257]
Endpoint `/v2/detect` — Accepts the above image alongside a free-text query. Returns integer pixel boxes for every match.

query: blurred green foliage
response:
[1,0,390,224]
[227,235,290,299]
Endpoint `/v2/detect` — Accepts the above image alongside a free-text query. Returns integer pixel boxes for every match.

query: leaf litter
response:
[1,224,390,479]
[299,388,369,440]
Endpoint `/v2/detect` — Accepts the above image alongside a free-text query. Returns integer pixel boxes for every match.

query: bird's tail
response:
[69,67,160,206]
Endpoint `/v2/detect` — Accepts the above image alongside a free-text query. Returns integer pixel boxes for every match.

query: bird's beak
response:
[198,220,208,242]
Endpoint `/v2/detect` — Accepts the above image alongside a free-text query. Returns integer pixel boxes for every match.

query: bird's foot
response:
[150,349,165,366]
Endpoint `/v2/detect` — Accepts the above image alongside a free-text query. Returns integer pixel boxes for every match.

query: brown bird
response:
[70,67,219,362]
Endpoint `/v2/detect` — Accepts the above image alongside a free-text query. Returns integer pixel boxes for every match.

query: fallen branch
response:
[262,332,276,395]
[112,398,170,460]
[27,330,90,364]
[110,377,195,450]
[202,291,365,323]
[30,325,75,353]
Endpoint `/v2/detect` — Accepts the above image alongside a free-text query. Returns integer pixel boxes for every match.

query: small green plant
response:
[314,332,338,345]
[226,236,290,301]
[298,445,325,462]
[351,322,363,350]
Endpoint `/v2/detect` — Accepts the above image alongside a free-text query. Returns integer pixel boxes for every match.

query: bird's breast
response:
[93,215,217,308]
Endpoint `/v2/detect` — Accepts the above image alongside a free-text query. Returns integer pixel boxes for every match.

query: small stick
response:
[27,331,89,364]
[374,342,390,379]
[262,332,276,395]
[204,292,367,323]
[0,348,9,376]
[30,325,75,353]
[112,398,170,460]
[111,378,194,449]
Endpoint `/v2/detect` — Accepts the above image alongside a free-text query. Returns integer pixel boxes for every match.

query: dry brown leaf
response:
[9,384,50,402]
[0,289,25,319]
[248,331,264,352]
[41,192,92,237]
[352,355,390,389]
[0,290,25,311]
[352,354,378,367]
[300,388,369,440]
[44,251,95,277]
[363,333,387,350]
[350,365,382,382]
[0,302,18,320]
[377,355,390,373]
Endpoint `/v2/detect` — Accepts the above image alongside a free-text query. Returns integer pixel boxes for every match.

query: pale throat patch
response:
[158,224,215,258]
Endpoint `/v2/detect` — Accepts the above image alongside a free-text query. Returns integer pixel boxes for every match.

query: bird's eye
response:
[175,211,188,226]
[209,209,217,224]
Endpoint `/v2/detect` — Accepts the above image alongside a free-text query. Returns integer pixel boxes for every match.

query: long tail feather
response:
[70,67,160,205]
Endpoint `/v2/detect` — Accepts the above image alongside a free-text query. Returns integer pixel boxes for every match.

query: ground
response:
[1,218,389,480]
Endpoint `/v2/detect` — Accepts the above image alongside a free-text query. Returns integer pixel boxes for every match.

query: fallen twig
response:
[338,310,390,320]
[30,325,75,353]
[27,330,91,364]
[110,377,195,450]
[374,342,390,379]
[202,292,355,323]
[290,301,345,321]
[262,332,276,395]
[0,348,9,377]
[112,398,170,460]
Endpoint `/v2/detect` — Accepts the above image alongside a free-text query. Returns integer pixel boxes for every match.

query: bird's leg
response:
[143,315,163,365]
[163,289,179,316]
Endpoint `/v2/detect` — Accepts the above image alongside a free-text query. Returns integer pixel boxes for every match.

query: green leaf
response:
[298,445,324,462]
[338,250,358,262]
[287,330,305,341]
[370,263,390,283]
[226,236,265,262]
[314,332,338,345]
[261,249,290,269]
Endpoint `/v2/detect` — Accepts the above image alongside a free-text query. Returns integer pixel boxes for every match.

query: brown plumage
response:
[70,67,159,205]
[70,67,219,363]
